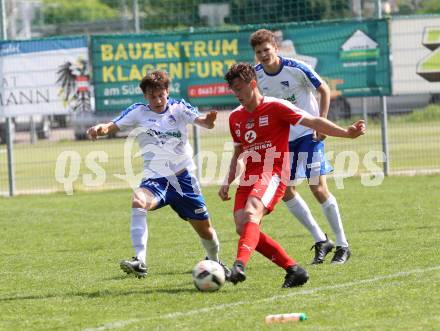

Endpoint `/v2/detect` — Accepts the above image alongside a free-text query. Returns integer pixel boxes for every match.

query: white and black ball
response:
[192,260,225,292]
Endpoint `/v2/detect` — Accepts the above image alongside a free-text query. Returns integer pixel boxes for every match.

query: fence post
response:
[5,118,15,195]
[30,115,37,144]
[133,0,140,33]
[193,124,202,182]
[380,96,390,176]
[377,0,390,176]
[1,0,15,196]
[362,97,368,126]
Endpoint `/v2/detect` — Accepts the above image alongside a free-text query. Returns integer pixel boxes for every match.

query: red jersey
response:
[229,96,305,183]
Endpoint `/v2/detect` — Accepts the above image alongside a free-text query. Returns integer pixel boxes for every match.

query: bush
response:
[43,0,118,24]
[397,104,440,123]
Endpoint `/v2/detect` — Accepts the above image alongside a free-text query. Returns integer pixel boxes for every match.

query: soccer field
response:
[1,176,439,330]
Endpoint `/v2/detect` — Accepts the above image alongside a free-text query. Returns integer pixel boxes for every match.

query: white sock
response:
[130,208,148,264]
[200,230,220,262]
[321,194,348,247]
[285,194,326,243]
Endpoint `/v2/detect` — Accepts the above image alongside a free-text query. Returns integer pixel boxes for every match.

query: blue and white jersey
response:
[255,57,322,141]
[113,98,200,179]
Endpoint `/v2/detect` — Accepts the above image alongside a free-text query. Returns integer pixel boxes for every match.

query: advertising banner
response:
[92,19,390,111]
[392,16,440,94]
[0,36,90,116]
[272,19,390,99]
[91,31,250,111]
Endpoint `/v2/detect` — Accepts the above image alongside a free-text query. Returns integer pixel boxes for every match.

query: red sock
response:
[236,222,261,266]
[256,231,296,270]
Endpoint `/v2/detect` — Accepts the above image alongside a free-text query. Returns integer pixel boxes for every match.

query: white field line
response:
[83,319,140,331]
[83,264,440,331]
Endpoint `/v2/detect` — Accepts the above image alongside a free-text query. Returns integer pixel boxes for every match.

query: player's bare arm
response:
[194,111,218,129]
[315,81,331,141]
[87,122,119,140]
[300,115,366,139]
[218,144,242,201]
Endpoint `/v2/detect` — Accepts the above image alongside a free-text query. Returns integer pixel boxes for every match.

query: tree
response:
[43,0,118,24]
[416,0,440,14]
[228,0,351,25]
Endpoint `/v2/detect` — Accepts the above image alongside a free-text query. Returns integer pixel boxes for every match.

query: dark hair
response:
[249,29,277,49]
[224,63,256,87]
[139,70,170,94]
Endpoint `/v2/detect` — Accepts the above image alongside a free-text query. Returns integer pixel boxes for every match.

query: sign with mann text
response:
[0,37,89,116]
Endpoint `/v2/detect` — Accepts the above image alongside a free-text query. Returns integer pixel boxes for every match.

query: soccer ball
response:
[192,260,225,292]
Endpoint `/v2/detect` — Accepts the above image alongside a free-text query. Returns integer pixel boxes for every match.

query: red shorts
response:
[234,173,286,213]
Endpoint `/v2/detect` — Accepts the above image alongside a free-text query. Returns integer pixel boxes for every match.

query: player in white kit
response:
[87,70,230,278]
[250,29,351,264]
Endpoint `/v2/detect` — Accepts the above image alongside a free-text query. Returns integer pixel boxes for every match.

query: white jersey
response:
[255,57,322,141]
[113,98,199,179]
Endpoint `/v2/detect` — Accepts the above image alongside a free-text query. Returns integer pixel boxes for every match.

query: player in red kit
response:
[219,63,365,287]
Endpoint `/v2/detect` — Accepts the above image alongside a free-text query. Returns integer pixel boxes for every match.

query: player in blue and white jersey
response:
[87,70,230,278]
[250,29,351,264]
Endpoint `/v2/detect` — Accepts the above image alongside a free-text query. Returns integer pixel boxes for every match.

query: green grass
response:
[1,176,439,330]
[384,105,440,123]
[426,28,440,43]
[1,113,440,194]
